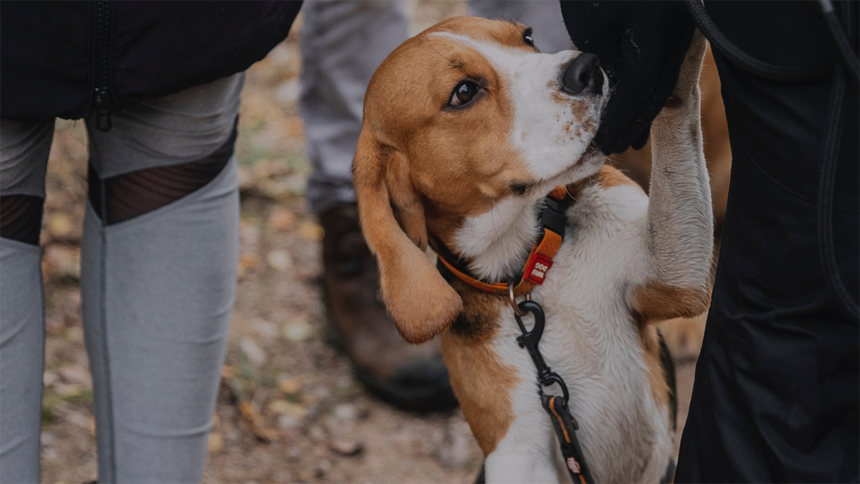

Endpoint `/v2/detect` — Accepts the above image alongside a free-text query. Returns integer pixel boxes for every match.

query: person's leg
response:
[81,74,242,483]
[468,0,571,53]
[0,118,53,483]
[301,0,456,411]
[676,3,859,481]
[302,0,409,211]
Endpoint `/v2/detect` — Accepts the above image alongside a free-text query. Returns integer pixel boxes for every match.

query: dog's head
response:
[353,17,608,343]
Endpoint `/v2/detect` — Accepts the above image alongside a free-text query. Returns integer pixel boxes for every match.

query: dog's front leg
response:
[485,443,565,484]
[632,31,714,323]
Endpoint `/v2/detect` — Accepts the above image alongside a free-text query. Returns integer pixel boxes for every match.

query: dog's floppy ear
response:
[353,130,462,344]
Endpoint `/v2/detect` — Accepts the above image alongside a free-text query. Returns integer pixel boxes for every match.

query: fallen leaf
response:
[298,222,324,241]
[237,252,261,279]
[239,401,280,442]
[267,208,296,231]
[208,432,224,453]
[46,213,73,238]
[267,399,306,419]
[284,117,305,138]
[277,375,302,394]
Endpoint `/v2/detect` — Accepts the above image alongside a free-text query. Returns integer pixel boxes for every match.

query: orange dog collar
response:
[433,186,572,297]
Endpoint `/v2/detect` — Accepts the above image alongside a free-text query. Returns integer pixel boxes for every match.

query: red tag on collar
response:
[523,253,553,285]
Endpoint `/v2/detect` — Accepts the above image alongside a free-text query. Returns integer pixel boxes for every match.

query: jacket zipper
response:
[93,0,112,132]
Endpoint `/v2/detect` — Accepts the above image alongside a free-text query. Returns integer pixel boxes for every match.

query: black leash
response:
[512,299,595,484]
[687,0,859,321]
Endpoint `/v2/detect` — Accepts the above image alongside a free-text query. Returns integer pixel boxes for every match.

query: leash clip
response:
[512,298,591,482]
[512,299,570,404]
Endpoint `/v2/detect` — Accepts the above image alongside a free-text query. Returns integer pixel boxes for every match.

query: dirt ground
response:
[36,3,700,483]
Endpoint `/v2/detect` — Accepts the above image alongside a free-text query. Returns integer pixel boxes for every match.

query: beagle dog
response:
[353,17,712,483]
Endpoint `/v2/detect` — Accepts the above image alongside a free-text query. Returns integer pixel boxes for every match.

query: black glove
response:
[560,1,695,154]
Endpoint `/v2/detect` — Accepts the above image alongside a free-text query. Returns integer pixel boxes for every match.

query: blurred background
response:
[37,2,728,482]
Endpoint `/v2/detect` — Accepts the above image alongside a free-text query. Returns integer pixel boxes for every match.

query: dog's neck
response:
[449,197,543,282]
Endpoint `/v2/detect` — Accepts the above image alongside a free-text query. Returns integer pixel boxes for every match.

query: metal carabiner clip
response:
[508,281,530,317]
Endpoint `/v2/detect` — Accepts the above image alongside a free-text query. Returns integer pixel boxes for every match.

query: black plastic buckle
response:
[540,196,569,240]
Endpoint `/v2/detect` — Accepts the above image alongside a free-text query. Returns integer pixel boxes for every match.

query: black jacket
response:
[1,1,302,126]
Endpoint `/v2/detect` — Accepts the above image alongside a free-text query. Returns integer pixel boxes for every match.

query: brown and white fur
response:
[352,17,712,483]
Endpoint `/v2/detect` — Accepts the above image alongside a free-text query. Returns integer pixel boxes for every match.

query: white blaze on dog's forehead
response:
[428,32,603,181]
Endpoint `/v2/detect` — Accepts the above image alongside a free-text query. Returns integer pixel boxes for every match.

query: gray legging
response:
[0,73,243,483]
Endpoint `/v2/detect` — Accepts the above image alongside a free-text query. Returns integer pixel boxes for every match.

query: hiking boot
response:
[319,204,457,412]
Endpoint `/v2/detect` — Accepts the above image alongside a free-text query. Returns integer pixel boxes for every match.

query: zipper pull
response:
[93,87,112,132]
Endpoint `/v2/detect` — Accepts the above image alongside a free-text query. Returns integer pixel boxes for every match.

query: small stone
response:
[64,409,90,429]
[328,438,364,456]
[266,250,293,272]
[272,470,292,482]
[332,404,358,423]
[240,224,261,248]
[277,415,301,430]
[435,418,474,469]
[239,337,267,367]
[267,43,293,67]
[251,318,279,339]
[286,445,302,461]
[41,431,56,446]
[275,80,301,106]
[314,459,332,477]
[59,365,91,387]
[54,383,83,397]
[43,371,59,388]
[43,245,81,280]
[282,318,312,343]
[308,425,327,443]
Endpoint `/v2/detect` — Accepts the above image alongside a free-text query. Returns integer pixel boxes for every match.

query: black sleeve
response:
[560,1,694,154]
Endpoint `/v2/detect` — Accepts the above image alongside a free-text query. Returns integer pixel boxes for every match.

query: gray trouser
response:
[300,0,570,213]
[0,74,243,483]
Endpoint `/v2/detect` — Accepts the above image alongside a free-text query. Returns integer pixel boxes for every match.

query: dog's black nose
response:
[561,53,604,96]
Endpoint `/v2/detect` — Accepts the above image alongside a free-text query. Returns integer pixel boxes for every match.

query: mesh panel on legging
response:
[88,121,237,225]
[0,195,43,245]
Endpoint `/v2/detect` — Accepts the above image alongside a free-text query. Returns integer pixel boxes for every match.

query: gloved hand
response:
[560,1,695,154]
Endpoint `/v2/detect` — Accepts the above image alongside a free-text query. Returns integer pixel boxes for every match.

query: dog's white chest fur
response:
[461,183,674,483]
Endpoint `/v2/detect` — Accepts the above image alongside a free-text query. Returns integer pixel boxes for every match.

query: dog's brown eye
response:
[450,81,480,107]
[523,27,535,47]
